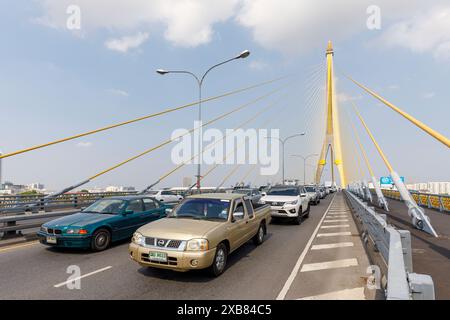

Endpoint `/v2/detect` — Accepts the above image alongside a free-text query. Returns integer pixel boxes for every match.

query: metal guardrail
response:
[0,199,181,239]
[379,189,450,213]
[0,191,139,214]
[344,190,435,300]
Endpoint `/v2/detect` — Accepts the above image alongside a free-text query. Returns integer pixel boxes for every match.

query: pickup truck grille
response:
[144,237,184,250]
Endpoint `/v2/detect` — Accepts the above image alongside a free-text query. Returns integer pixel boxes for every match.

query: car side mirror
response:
[300,193,307,197]
[261,192,267,197]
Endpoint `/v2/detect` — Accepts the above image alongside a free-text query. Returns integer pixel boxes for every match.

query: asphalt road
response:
[0,195,340,300]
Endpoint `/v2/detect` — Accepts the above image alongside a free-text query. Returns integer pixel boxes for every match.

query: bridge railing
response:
[344,190,435,300]
[378,189,450,213]
[0,191,139,215]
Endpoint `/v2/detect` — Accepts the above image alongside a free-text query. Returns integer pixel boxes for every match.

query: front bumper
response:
[270,205,299,218]
[129,242,216,272]
[37,231,91,248]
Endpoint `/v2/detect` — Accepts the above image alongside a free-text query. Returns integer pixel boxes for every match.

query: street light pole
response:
[266,133,306,184]
[156,50,250,193]
[291,153,319,185]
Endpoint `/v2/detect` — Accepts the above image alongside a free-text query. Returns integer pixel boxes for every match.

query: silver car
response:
[304,185,321,205]
[232,188,262,204]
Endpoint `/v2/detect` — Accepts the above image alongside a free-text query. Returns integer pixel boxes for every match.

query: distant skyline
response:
[0,1,449,191]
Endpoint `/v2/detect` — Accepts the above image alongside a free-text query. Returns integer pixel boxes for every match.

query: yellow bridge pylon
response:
[315,41,347,188]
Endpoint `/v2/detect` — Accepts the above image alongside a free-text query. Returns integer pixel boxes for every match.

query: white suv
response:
[259,185,310,225]
[146,190,183,203]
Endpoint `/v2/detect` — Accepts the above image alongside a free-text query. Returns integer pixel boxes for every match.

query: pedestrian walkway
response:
[278,192,377,300]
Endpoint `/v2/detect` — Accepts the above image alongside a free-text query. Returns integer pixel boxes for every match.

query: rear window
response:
[305,187,316,192]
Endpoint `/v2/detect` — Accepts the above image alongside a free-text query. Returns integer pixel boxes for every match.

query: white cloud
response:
[249,60,268,70]
[336,93,363,103]
[106,89,129,96]
[34,0,450,58]
[35,0,240,47]
[422,92,436,99]
[377,6,450,61]
[235,0,428,55]
[105,32,149,53]
[76,142,93,148]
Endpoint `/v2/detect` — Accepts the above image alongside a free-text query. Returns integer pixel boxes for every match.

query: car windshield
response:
[305,186,316,192]
[170,198,230,221]
[267,188,299,196]
[232,189,251,195]
[82,199,126,214]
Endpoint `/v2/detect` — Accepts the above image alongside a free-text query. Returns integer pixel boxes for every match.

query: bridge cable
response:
[351,101,438,237]
[21,85,290,208]
[139,92,291,193]
[345,75,450,148]
[0,75,290,160]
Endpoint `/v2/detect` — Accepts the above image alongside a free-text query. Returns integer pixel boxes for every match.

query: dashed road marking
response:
[298,287,366,300]
[324,219,348,223]
[276,194,336,300]
[311,242,354,250]
[300,258,358,272]
[0,241,40,253]
[320,224,350,229]
[54,266,113,288]
[317,232,352,237]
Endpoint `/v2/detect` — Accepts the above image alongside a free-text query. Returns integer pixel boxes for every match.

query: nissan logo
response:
[157,239,165,246]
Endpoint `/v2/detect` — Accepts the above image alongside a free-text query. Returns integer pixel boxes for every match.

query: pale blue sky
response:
[0,1,449,191]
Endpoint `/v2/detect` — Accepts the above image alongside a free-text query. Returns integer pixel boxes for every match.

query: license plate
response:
[46,236,57,244]
[149,251,167,263]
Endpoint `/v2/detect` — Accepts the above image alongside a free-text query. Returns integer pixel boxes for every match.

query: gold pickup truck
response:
[129,193,271,276]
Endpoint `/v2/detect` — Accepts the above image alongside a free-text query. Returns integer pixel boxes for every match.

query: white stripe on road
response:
[320,225,350,229]
[298,287,366,300]
[324,219,348,223]
[317,232,351,237]
[326,215,348,218]
[0,241,39,253]
[276,194,336,300]
[54,266,112,288]
[311,242,354,250]
[300,258,358,272]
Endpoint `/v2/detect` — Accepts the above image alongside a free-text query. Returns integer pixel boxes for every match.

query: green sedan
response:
[37,196,171,251]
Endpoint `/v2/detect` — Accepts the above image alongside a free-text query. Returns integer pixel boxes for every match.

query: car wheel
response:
[210,243,228,277]
[293,208,302,225]
[304,205,310,219]
[253,223,266,245]
[91,228,111,252]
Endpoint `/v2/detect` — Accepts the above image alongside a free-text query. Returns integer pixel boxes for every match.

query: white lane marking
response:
[0,241,40,253]
[276,194,336,300]
[320,225,350,229]
[311,242,354,250]
[317,232,352,237]
[326,215,348,218]
[300,258,358,272]
[324,219,348,223]
[54,266,112,288]
[298,287,366,300]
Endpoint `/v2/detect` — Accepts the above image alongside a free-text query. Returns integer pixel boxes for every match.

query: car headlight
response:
[40,226,48,233]
[285,200,298,205]
[186,239,209,251]
[65,228,88,235]
[259,200,266,204]
[132,232,145,246]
